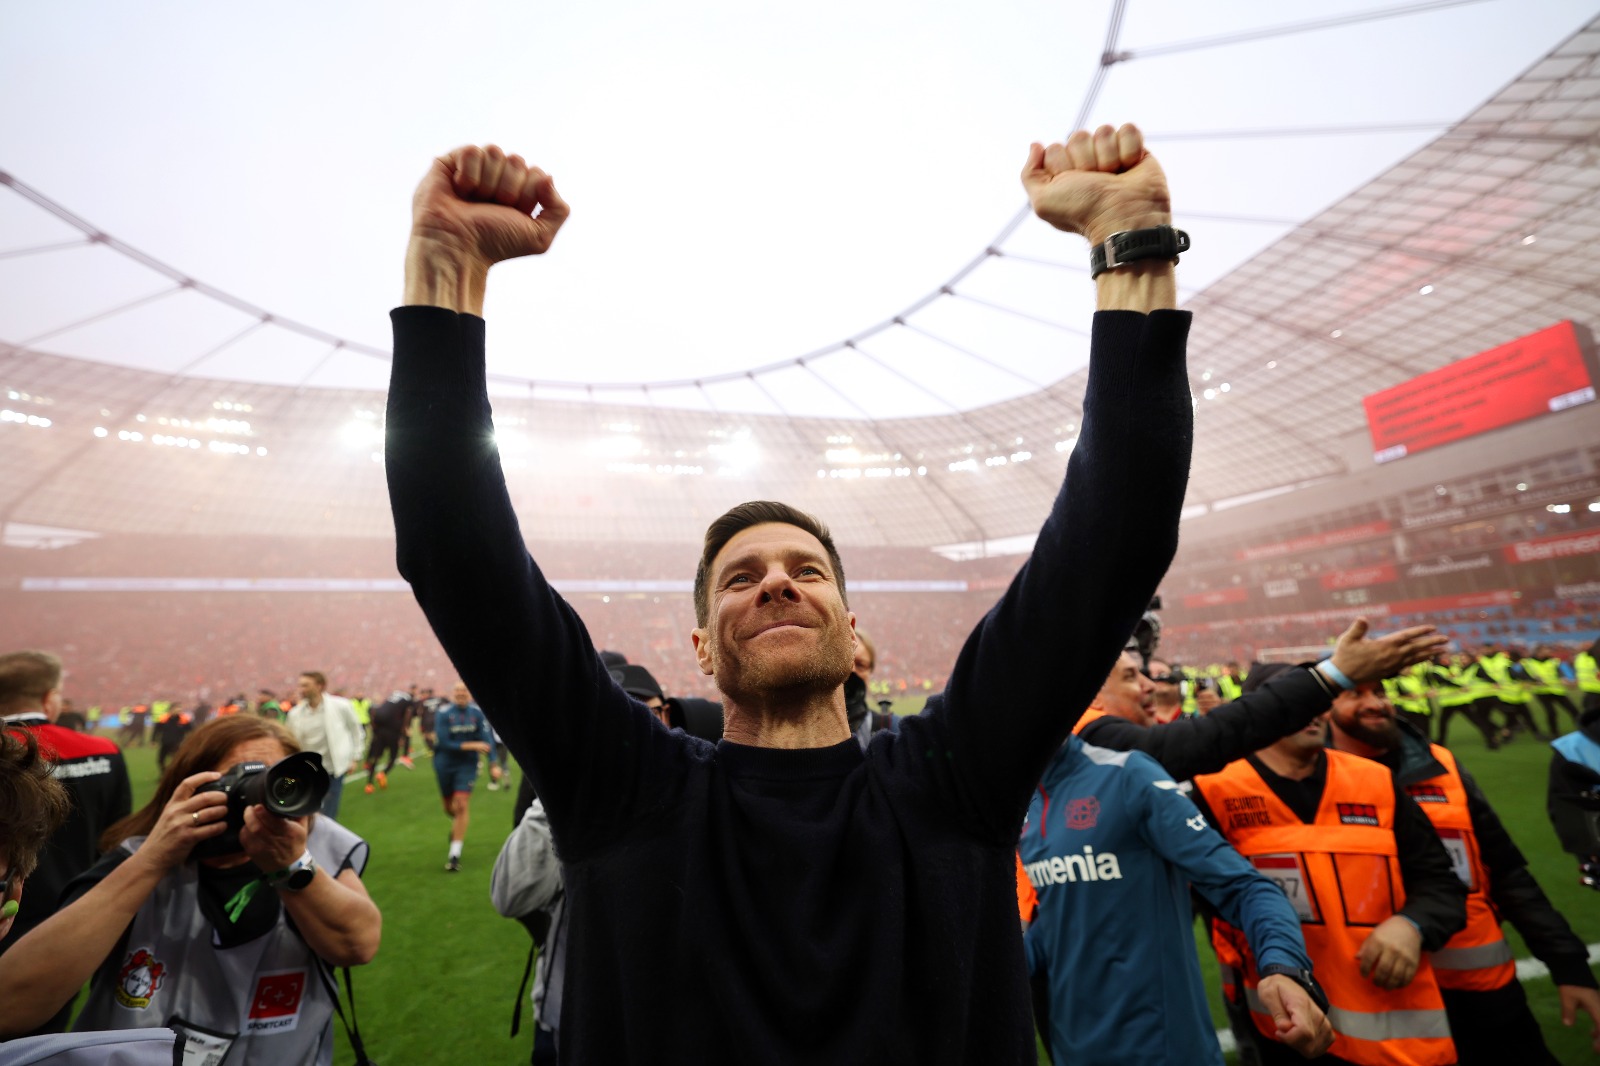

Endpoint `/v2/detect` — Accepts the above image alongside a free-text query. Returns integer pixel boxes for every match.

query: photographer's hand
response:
[240,806,309,874]
[132,771,230,876]
[1329,618,1450,686]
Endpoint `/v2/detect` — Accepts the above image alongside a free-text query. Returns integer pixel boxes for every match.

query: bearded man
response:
[387,123,1190,1063]
[1327,679,1600,1063]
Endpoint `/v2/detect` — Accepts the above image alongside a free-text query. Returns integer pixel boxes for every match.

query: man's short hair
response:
[0,651,63,717]
[299,670,327,689]
[693,501,847,628]
[0,728,71,881]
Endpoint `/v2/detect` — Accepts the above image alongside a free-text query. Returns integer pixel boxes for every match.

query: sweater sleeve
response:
[1077,667,1333,781]
[904,310,1192,842]
[386,307,690,857]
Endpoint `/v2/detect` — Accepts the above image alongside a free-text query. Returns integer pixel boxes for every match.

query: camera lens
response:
[250,751,330,818]
[269,774,306,809]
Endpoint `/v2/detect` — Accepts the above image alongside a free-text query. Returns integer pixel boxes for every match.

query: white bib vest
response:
[73,817,368,1066]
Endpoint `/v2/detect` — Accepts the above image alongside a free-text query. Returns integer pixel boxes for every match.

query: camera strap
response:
[314,961,376,1066]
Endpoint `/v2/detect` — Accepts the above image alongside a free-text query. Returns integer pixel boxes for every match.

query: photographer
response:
[1076,618,1447,782]
[0,717,380,1063]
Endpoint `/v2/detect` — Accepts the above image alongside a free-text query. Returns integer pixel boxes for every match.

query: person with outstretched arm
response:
[1078,619,1449,782]
[387,124,1192,1063]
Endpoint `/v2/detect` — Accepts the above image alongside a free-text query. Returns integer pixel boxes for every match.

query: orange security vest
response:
[1193,751,1454,1066]
[1070,706,1108,735]
[1401,745,1516,992]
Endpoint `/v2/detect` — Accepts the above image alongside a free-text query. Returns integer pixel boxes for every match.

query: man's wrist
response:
[1084,212,1173,249]
[404,235,489,315]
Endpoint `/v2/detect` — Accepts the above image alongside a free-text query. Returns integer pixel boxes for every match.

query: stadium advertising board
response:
[1403,554,1494,578]
[1235,520,1392,561]
[1399,476,1600,530]
[1502,529,1600,565]
[1182,587,1249,609]
[1319,564,1399,591]
[1364,320,1597,464]
[1262,578,1300,599]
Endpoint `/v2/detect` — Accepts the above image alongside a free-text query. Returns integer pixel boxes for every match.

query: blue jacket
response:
[1022,736,1310,1066]
[434,701,493,762]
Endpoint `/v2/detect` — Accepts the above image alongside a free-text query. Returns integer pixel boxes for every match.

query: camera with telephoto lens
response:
[192,751,329,858]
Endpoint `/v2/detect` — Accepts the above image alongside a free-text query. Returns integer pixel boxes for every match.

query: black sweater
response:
[386,306,1193,1064]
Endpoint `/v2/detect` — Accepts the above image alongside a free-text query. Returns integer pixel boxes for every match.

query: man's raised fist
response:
[411,144,570,268]
[1021,123,1170,247]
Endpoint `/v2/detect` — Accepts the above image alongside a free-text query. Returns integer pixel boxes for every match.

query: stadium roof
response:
[3,7,1599,547]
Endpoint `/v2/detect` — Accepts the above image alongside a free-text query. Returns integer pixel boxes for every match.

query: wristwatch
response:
[1089,225,1190,279]
[265,850,317,892]
[1258,964,1331,1014]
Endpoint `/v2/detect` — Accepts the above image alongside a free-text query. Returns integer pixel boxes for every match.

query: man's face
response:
[644,696,670,727]
[1270,712,1329,760]
[452,683,470,707]
[852,642,874,684]
[1328,683,1399,752]
[691,522,856,705]
[297,675,322,701]
[1097,652,1156,727]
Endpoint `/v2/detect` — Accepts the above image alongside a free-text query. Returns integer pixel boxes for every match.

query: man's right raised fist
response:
[411,144,570,268]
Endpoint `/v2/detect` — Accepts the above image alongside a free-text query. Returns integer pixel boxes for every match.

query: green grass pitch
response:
[105,712,1597,1064]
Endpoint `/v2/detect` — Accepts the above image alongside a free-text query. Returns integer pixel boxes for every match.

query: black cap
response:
[598,650,629,668]
[1241,661,1296,694]
[611,664,663,702]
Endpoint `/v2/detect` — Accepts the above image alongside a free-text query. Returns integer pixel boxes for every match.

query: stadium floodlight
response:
[708,432,759,474]
[1589,502,1600,513]
[587,434,643,460]
[93,427,107,437]
[340,420,383,450]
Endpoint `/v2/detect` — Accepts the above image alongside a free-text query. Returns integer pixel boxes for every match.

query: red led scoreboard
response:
[1363,320,1597,464]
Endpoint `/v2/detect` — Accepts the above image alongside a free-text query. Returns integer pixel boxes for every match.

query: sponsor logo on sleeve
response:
[1405,783,1448,804]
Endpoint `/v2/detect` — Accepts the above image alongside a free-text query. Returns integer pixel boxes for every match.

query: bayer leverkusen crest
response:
[1065,797,1100,831]
[114,948,166,1010]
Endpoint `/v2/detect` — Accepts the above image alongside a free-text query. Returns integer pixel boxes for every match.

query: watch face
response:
[286,866,315,890]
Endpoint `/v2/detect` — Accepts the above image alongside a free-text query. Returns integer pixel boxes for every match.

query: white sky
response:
[2,0,1596,417]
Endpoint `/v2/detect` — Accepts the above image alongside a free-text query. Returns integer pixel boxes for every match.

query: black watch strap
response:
[1089,225,1190,279]
[1258,964,1331,1014]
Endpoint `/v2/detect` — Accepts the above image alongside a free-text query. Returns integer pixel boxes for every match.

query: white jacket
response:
[285,694,363,776]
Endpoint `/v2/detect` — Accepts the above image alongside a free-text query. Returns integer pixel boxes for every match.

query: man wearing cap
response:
[611,664,671,727]
[1327,679,1600,1063]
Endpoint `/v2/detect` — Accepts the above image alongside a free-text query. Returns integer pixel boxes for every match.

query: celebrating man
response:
[388,125,1191,1061]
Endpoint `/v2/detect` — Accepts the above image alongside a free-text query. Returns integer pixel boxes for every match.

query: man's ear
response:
[42,687,64,722]
[691,629,714,677]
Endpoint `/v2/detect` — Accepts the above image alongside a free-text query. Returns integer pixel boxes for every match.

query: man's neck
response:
[307,694,323,709]
[721,689,851,749]
[1255,744,1322,781]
